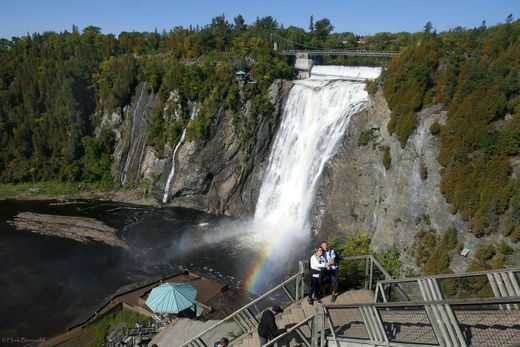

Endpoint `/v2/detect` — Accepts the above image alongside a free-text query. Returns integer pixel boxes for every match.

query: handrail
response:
[279,49,399,57]
[343,255,392,280]
[181,270,304,346]
[377,267,520,284]
[262,314,314,347]
[324,295,520,309]
[322,296,520,347]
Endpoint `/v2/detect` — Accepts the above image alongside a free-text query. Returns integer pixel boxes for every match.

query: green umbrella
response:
[146,282,197,314]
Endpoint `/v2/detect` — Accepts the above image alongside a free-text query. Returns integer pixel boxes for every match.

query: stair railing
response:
[262,314,315,347]
[183,255,391,347]
[182,269,305,347]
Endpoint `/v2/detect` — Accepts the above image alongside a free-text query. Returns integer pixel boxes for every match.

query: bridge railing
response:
[375,268,520,303]
[321,296,520,347]
[279,49,399,57]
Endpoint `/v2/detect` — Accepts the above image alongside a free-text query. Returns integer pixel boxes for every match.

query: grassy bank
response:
[0,181,117,199]
[75,308,151,347]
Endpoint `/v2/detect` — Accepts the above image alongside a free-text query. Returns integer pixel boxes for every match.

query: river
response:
[0,199,296,339]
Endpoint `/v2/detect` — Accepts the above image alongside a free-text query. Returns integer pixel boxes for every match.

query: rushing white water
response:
[253,66,381,239]
[310,65,382,81]
[162,106,199,203]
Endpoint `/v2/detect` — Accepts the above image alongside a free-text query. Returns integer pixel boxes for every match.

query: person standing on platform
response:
[321,241,338,302]
[309,247,328,304]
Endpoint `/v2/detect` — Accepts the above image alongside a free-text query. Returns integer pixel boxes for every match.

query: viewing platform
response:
[181,256,520,347]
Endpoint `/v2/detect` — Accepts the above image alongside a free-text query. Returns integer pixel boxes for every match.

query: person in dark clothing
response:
[257,305,293,346]
[213,337,229,347]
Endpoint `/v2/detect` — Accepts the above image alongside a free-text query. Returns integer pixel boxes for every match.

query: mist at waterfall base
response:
[0,65,381,338]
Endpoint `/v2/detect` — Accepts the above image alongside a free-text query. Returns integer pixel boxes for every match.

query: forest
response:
[1,15,519,255]
[383,17,520,243]
[0,15,407,188]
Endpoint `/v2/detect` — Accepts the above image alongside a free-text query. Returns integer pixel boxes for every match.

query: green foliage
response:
[365,80,378,95]
[415,227,459,275]
[0,15,296,186]
[467,241,514,272]
[429,121,442,136]
[78,308,151,347]
[358,129,373,146]
[328,231,403,283]
[384,19,520,236]
[329,231,374,288]
[377,246,402,277]
[384,37,439,147]
[382,146,391,170]
[419,161,428,180]
[342,230,372,256]
[79,136,113,183]
[0,180,114,198]
[94,55,137,110]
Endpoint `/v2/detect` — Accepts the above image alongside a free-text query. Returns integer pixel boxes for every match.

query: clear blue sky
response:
[1,0,518,39]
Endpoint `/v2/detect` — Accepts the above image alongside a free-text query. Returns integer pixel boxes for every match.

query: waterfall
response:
[162,106,199,203]
[254,66,381,237]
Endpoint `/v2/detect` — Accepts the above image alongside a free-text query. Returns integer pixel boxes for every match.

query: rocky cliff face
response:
[315,90,495,272]
[162,80,292,215]
[108,80,292,216]
[106,79,510,271]
[109,82,162,187]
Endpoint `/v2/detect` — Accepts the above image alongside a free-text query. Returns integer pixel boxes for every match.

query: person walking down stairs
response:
[309,247,328,305]
[257,305,293,346]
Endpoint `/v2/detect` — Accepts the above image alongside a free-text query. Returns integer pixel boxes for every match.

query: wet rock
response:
[8,212,127,249]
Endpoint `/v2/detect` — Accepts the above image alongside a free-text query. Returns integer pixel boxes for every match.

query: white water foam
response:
[310,65,381,81]
[253,66,381,241]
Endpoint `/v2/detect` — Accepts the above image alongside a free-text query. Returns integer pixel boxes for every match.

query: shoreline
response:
[0,186,161,207]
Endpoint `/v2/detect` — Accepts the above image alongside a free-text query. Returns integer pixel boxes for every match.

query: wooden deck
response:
[40,271,227,347]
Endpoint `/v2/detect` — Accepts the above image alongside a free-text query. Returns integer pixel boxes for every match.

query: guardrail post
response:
[320,308,327,347]
[311,311,319,347]
[365,258,369,289]
[369,257,374,290]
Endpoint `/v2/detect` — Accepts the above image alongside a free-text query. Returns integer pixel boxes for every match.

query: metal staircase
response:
[181,259,520,347]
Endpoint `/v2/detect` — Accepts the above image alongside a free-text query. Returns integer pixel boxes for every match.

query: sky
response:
[0,0,519,39]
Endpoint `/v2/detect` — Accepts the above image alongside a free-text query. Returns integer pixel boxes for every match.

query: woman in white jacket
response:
[308,247,328,304]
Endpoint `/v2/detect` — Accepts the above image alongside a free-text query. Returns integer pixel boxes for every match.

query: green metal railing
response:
[322,296,520,347]
[375,268,520,303]
[263,314,315,347]
[182,256,520,347]
[182,255,386,346]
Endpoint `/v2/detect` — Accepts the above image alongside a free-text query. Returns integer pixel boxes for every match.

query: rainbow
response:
[243,226,300,293]
[244,242,272,293]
